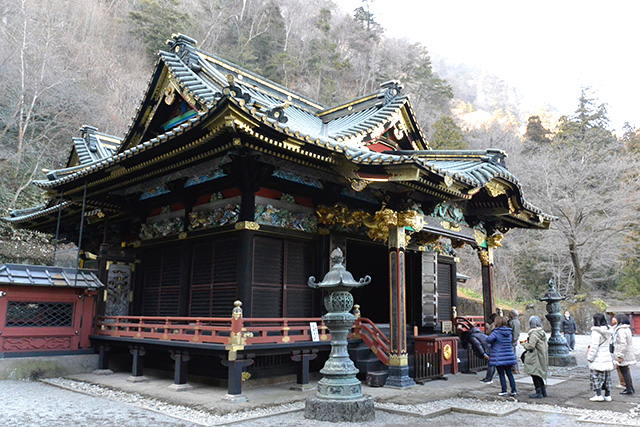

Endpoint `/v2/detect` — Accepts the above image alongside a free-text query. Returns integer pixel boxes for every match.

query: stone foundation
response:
[0,354,98,380]
[304,395,375,422]
[549,354,577,367]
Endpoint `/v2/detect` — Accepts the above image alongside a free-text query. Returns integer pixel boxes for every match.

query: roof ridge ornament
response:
[80,125,98,152]
[267,102,289,123]
[220,73,251,104]
[166,33,201,72]
[484,149,508,167]
[378,80,403,105]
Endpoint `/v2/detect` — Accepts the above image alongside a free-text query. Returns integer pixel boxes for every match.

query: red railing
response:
[95,302,394,364]
[454,315,485,332]
[95,314,333,346]
[353,316,390,365]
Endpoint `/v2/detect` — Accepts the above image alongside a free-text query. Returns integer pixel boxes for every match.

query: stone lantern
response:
[539,278,576,367]
[304,248,375,422]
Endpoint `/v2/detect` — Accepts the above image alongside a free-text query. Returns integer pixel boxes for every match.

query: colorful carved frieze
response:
[254,204,318,232]
[188,204,240,231]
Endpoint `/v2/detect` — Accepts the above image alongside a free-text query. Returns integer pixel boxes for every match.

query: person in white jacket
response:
[613,314,636,395]
[586,313,614,402]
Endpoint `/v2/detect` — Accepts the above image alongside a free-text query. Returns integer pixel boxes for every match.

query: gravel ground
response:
[0,380,199,427]
[2,333,639,426]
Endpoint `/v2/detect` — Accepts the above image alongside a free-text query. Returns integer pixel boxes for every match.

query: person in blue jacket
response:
[486,316,519,396]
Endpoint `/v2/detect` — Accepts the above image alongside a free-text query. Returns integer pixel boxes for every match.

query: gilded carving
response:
[234,221,260,230]
[316,204,371,229]
[474,229,487,247]
[485,181,508,198]
[364,208,423,243]
[477,249,490,266]
[163,85,176,105]
[441,221,461,232]
[348,178,370,192]
[443,344,452,360]
[388,353,409,366]
[487,233,504,248]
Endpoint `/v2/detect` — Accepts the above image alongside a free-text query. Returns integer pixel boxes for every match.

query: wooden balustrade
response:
[454,315,486,332]
[95,315,333,346]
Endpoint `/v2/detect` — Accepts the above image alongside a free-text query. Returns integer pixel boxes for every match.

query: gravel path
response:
[2,334,639,426]
[0,380,199,427]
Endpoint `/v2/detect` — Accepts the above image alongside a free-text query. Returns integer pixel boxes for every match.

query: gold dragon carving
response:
[316,204,423,243]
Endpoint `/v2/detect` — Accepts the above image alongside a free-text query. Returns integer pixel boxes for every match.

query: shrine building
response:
[3,34,552,396]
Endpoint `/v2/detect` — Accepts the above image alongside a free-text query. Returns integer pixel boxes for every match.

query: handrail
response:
[454,315,485,332]
[353,316,390,365]
[95,314,332,346]
[94,302,392,359]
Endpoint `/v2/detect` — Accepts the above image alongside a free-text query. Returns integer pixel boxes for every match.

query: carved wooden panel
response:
[3,336,72,351]
[106,264,131,316]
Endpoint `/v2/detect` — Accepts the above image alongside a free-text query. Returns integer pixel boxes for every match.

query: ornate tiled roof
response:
[0,264,103,288]
[6,33,553,228]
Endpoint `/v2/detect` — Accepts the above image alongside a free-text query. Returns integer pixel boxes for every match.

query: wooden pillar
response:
[385,225,415,388]
[290,350,318,391]
[236,226,254,315]
[221,356,254,402]
[96,243,109,317]
[233,151,262,316]
[479,248,495,325]
[127,345,146,382]
[93,344,113,375]
[168,350,192,391]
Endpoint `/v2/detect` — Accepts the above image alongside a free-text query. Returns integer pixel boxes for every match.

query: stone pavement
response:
[4,334,640,426]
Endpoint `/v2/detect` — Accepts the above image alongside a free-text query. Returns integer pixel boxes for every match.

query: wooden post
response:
[93,344,113,375]
[221,356,254,402]
[479,248,495,325]
[385,225,415,388]
[127,345,146,382]
[168,350,192,391]
[290,350,318,391]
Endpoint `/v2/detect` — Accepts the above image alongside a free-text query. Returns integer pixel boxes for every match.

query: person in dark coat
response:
[562,311,578,351]
[486,316,518,396]
[464,326,491,359]
[480,313,498,383]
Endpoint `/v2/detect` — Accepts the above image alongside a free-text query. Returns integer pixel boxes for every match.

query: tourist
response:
[508,309,521,373]
[613,314,636,395]
[486,316,518,397]
[480,313,498,384]
[611,315,626,390]
[587,313,614,402]
[562,310,578,351]
[521,316,549,398]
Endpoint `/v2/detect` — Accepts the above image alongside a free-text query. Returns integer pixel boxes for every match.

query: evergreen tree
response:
[129,0,192,58]
[555,88,615,145]
[523,115,551,144]
[622,122,640,152]
[429,116,468,150]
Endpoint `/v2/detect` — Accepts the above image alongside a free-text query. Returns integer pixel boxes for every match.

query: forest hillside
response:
[1,0,639,303]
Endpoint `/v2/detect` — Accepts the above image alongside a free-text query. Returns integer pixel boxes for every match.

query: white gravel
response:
[36,378,640,426]
[3,333,640,426]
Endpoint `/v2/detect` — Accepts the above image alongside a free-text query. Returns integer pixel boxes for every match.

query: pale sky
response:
[340,0,639,132]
